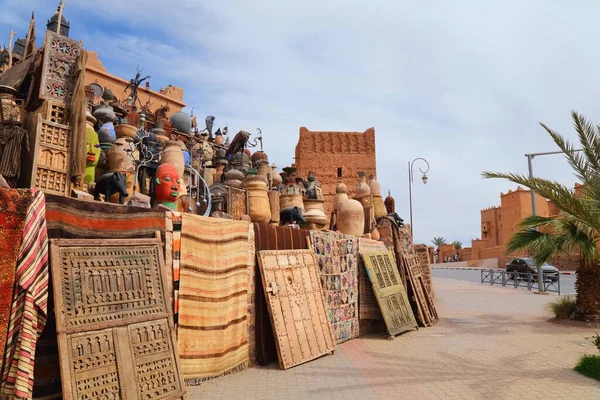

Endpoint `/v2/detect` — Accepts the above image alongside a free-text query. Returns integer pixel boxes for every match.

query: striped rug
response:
[1,190,49,399]
[178,214,254,384]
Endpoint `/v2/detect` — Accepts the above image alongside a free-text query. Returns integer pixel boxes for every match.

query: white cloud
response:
[1,0,599,244]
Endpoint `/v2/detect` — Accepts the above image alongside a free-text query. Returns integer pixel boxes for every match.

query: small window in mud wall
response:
[337,167,343,178]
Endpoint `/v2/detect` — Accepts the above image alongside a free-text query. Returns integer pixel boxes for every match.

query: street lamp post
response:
[408,157,430,242]
[525,148,583,293]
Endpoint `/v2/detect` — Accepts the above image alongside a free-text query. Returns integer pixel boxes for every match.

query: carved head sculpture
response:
[155,163,181,209]
[86,128,101,167]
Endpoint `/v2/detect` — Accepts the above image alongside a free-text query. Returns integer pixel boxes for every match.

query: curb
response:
[432,267,576,275]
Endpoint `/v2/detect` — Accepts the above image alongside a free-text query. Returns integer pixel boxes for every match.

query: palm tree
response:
[452,241,463,251]
[483,110,600,319]
[431,237,447,249]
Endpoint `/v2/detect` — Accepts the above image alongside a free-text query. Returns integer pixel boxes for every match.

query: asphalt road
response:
[432,268,577,295]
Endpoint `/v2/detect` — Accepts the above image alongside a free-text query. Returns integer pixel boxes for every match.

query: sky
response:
[1,0,598,246]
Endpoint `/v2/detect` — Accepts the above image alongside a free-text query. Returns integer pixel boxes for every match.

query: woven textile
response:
[0,189,33,378]
[0,126,29,186]
[172,211,182,326]
[309,231,358,343]
[357,238,388,320]
[252,224,310,365]
[45,193,166,238]
[178,214,254,383]
[1,190,49,399]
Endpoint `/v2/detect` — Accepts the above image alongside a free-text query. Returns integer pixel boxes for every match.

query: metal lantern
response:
[0,85,24,124]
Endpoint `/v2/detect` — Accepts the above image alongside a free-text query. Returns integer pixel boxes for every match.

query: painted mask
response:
[155,163,181,209]
[86,126,101,167]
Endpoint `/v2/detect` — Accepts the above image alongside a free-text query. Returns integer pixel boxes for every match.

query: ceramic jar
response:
[115,123,138,140]
[225,169,244,187]
[355,171,371,199]
[303,199,328,230]
[271,164,282,188]
[93,104,115,124]
[337,199,365,237]
[280,193,304,212]
[257,162,270,183]
[170,112,192,134]
[161,140,185,178]
[369,175,387,219]
[245,178,271,224]
[98,122,116,143]
[333,183,349,212]
[107,139,134,173]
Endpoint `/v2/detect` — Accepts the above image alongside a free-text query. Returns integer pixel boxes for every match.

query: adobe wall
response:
[294,127,377,218]
[499,188,549,248]
[85,51,186,114]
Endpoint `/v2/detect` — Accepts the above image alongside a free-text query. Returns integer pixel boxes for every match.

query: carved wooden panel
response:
[227,186,248,220]
[40,32,82,103]
[257,250,335,370]
[358,195,375,234]
[50,239,186,400]
[403,253,438,327]
[45,100,70,125]
[413,244,434,300]
[361,250,417,336]
[32,115,71,195]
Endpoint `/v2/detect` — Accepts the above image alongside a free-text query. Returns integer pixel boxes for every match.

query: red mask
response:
[155,163,181,207]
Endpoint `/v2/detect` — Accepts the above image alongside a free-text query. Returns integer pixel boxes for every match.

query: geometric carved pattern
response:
[227,186,248,220]
[257,250,336,370]
[46,100,70,125]
[402,253,439,327]
[32,115,71,195]
[40,32,81,103]
[361,250,418,336]
[50,239,186,400]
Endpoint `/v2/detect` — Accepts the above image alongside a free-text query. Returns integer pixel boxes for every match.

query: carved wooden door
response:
[50,239,186,400]
[361,250,418,336]
[257,250,335,369]
[403,253,439,327]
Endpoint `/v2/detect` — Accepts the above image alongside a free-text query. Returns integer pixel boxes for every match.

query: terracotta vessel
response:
[225,168,244,187]
[257,162,270,183]
[268,190,281,225]
[280,193,304,212]
[271,164,282,188]
[355,171,371,199]
[333,183,349,212]
[245,177,271,224]
[92,104,115,123]
[170,111,192,134]
[337,199,365,237]
[107,139,134,173]
[97,122,116,143]
[115,123,138,140]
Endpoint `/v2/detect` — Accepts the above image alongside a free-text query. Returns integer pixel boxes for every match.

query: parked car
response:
[505,257,559,282]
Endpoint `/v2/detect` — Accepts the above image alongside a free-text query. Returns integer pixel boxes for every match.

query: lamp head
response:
[422,174,428,184]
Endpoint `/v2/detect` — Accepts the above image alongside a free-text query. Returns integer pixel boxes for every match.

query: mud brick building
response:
[294,127,377,218]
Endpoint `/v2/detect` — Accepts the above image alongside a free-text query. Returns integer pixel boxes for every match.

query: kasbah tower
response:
[294,127,377,219]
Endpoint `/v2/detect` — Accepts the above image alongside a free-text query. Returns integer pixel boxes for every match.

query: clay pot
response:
[271,164,282,187]
[371,227,381,241]
[304,198,326,214]
[373,195,387,219]
[280,193,304,212]
[337,199,365,237]
[368,175,381,196]
[333,183,349,212]
[355,171,371,199]
[225,169,244,187]
[93,104,114,123]
[115,123,138,140]
[251,151,268,165]
[161,140,185,178]
[257,162,270,183]
[170,112,192,134]
[97,122,116,143]
[303,198,328,230]
[268,191,281,224]
[107,139,134,173]
[245,178,271,224]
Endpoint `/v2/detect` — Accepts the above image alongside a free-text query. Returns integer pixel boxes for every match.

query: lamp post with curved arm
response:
[408,158,430,242]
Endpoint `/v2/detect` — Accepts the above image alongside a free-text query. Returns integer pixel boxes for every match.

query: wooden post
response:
[57,0,66,36]
[7,29,15,68]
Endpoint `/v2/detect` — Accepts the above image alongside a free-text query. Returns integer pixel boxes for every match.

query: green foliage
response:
[589,333,600,352]
[574,355,600,381]
[431,237,447,249]
[452,241,463,250]
[547,296,577,319]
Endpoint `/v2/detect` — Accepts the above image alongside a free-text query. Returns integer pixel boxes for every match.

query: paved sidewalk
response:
[188,277,600,399]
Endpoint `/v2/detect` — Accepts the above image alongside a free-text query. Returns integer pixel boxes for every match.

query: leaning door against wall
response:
[258,250,335,370]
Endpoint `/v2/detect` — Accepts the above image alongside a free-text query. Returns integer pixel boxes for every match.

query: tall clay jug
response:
[245,178,271,224]
[337,199,365,237]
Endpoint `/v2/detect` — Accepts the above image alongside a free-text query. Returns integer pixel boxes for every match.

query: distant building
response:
[294,127,377,218]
